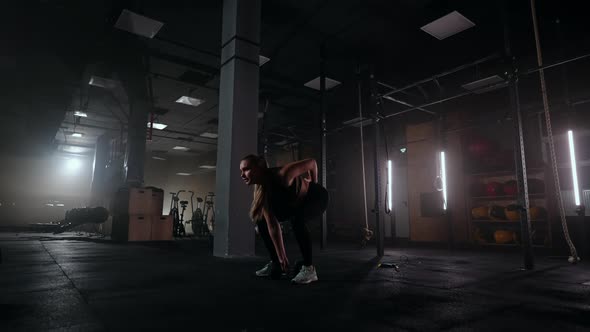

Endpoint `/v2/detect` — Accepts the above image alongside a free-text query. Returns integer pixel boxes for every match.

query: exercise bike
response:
[179,199,191,236]
[188,191,210,238]
[184,191,199,236]
[202,192,216,234]
[169,190,186,237]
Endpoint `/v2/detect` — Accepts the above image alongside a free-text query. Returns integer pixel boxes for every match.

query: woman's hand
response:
[279,254,290,273]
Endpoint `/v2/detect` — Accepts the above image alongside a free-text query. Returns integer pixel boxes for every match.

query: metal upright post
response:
[370,70,384,257]
[320,44,328,250]
[357,64,370,244]
[503,2,534,269]
[437,115,454,250]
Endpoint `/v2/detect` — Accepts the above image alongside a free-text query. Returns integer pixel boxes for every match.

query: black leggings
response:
[257,183,329,267]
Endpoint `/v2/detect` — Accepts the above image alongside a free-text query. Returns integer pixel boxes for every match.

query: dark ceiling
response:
[2,0,589,157]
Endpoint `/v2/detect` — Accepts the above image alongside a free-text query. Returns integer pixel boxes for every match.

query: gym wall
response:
[143,155,216,215]
[406,119,468,244]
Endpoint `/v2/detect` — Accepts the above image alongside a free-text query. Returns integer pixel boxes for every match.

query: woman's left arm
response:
[279,158,318,186]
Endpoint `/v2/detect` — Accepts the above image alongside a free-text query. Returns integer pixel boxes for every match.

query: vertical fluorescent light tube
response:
[387,160,393,211]
[441,151,448,210]
[568,130,581,206]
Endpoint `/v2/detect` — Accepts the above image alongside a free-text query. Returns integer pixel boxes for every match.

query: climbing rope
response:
[530,0,579,263]
[358,69,372,242]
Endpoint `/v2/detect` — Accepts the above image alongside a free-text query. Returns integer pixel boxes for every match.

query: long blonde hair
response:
[242,154,269,221]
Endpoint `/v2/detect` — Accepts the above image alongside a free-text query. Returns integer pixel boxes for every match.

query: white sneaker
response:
[291,265,318,284]
[255,261,273,277]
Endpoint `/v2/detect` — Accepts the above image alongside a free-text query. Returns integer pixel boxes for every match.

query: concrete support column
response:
[116,44,150,188]
[214,0,261,257]
[123,97,149,187]
[90,133,111,207]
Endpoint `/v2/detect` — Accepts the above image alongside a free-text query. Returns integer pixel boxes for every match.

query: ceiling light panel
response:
[421,11,475,40]
[172,146,190,151]
[88,76,120,89]
[74,111,87,118]
[259,55,270,66]
[147,122,168,130]
[176,96,205,107]
[114,9,164,39]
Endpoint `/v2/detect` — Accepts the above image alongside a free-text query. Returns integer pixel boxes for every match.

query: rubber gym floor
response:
[1,232,589,331]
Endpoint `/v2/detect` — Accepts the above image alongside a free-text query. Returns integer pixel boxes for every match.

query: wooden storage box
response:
[128,188,151,215]
[128,215,152,241]
[151,215,173,241]
[149,187,164,216]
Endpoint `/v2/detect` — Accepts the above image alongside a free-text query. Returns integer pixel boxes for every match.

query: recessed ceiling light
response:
[56,203,65,207]
[199,165,216,169]
[400,147,407,153]
[172,146,190,151]
[74,111,87,118]
[421,11,475,40]
[45,203,54,207]
[176,172,192,176]
[88,76,120,89]
[259,55,270,66]
[304,77,341,90]
[114,9,164,39]
[147,122,168,130]
[199,132,218,139]
[71,132,83,138]
[176,96,204,107]
[152,156,166,160]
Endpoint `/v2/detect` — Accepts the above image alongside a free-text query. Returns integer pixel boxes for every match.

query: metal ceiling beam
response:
[153,36,221,60]
[150,51,320,104]
[381,53,501,98]
[383,91,474,119]
[376,81,421,99]
[522,52,590,76]
[382,95,436,115]
[61,121,217,146]
[150,72,219,92]
[328,89,476,134]
[150,50,219,76]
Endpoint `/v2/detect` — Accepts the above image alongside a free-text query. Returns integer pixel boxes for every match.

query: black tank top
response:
[267,167,304,219]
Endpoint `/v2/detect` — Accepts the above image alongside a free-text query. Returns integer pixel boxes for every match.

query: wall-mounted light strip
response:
[568,130,581,206]
[441,151,448,210]
[387,160,393,211]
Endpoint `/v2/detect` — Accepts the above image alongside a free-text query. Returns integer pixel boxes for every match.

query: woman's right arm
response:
[263,209,289,271]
